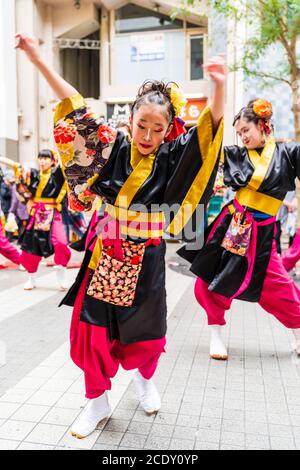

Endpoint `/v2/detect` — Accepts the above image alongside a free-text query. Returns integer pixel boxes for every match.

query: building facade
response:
[2,0,246,165]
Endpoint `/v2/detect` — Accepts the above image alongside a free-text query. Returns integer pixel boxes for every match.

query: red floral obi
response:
[87,204,165,307]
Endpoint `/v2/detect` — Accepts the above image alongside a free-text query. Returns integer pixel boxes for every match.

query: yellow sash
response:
[89,142,159,269]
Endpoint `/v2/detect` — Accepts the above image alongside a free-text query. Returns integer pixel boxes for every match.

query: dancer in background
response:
[0,149,71,290]
[179,99,300,360]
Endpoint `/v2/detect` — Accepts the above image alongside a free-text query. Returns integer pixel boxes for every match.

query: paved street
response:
[0,243,300,450]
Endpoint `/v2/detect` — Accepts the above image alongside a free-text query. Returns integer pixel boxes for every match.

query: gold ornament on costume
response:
[169,84,187,117]
[252,99,273,118]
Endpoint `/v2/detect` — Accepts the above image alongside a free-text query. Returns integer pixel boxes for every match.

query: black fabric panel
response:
[79,241,167,344]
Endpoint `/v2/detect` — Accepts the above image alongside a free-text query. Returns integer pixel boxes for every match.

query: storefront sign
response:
[130,34,165,62]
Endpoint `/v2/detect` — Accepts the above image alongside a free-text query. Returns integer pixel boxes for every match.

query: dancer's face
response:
[235,117,265,149]
[38,157,53,172]
[131,104,173,156]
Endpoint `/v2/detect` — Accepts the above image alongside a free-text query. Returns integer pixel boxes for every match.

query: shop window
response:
[190,35,204,80]
[115,3,198,33]
[60,32,100,99]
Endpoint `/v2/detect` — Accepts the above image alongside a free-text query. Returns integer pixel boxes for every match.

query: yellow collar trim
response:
[247,139,276,191]
[115,141,156,209]
[35,169,52,199]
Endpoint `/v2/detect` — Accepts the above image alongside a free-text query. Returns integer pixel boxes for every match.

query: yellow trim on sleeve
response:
[166,113,224,236]
[53,93,86,124]
[197,107,213,162]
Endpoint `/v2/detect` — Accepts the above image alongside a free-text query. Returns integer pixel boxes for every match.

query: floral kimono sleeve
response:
[53,93,118,211]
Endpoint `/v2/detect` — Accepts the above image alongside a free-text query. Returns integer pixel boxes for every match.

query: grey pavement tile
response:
[24,423,68,446]
[144,436,171,450]
[221,419,245,433]
[0,402,21,419]
[194,441,219,450]
[245,433,270,450]
[17,442,55,450]
[270,436,296,450]
[97,431,124,446]
[150,423,174,438]
[268,424,294,438]
[0,420,36,441]
[120,433,147,449]
[245,411,267,423]
[132,410,156,423]
[196,428,220,443]
[245,421,269,435]
[224,399,245,411]
[173,426,198,441]
[292,427,300,439]
[127,421,152,435]
[169,438,195,450]
[179,402,201,416]
[198,416,222,430]
[0,439,20,450]
[176,414,199,428]
[93,444,118,450]
[104,419,130,433]
[222,409,244,421]
[117,398,139,410]
[221,431,245,447]
[154,412,177,426]
[245,400,267,412]
[201,407,223,419]
[111,408,136,421]
[290,415,300,427]
[219,444,244,450]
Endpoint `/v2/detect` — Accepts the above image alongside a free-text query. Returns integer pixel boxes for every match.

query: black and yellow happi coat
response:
[178,139,300,302]
[18,166,67,257]
[54,93,223,344]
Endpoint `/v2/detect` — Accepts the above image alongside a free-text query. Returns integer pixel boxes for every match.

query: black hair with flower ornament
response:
[233,99,274,136]
[131,80,187,142]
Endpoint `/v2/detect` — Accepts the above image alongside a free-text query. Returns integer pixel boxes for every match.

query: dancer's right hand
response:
[15,33,42,64]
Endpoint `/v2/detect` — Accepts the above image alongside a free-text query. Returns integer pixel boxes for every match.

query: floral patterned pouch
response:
[221,211,252,257]
[34,208,54,231]
[87,239,146,307]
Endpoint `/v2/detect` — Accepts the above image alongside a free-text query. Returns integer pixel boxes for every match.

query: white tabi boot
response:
[209,325,228,360]
[55,266,69,291]
[133,370,161,415]
[23,273,36,290]
[292,329,300,355]
[70,392,111,439]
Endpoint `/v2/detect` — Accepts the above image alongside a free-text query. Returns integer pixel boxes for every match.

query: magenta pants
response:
[20,211,71,273]
[195,241,300,328]
[0,222,21,265]
[282,227,300,272]
[70,270,166,399]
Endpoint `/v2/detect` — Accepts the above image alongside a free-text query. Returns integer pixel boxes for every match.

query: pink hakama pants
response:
[282,227,300,272]
[195,241,300,328]
[70,270,166,399]
[0,222,21,265]
[20,211,71,273]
